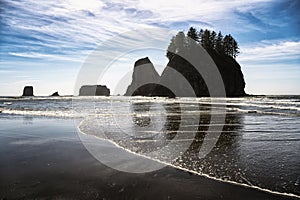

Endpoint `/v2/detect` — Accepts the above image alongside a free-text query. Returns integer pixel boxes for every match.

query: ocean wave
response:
[0,96,299,118]
[0,109,76,118]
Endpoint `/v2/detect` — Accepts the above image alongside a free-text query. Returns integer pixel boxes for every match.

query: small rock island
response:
[79,85,110,96]
[50,92,59,96]
[22,86,34,96]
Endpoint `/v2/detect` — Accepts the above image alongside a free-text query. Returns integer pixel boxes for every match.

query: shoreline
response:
[0,115,299,199]
[77,119,300,199]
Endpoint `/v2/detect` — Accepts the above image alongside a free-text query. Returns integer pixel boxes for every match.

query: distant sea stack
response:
[79,85,110,96]
[22,86,34,96]
[125,57,160,96]
[50,92,59,96]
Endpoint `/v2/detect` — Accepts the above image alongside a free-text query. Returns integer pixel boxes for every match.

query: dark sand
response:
[0,115,298,200]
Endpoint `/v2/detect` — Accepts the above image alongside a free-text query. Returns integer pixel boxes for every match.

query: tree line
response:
[167,27,239,60]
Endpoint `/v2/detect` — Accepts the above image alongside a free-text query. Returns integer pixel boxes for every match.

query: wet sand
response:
[0,115,298,200]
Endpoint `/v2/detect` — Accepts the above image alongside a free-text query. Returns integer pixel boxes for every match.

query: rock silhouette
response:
[22,86,34,96]
[79,85,110,96]
[125,54,246,97]
[125,57,160,96]
[50,92,59,96]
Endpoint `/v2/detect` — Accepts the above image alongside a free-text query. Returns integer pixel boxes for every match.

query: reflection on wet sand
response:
[130,102,247,183]
[23,115,33,125]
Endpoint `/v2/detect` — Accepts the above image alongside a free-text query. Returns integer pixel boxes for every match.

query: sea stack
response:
[22,86,34,96]
[50,92,59,96]
[79,85,110,96]
[160,51,246,97]
[125,57,160,96]
[125,54,246,97]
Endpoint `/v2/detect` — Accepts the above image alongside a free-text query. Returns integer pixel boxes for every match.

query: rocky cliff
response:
[79,85,110,96]
[125,53,246,97]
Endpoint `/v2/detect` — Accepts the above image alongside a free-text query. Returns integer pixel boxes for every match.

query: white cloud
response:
[238,40,300,63]
[136,0,273,22]
[8,52,88,63]
[4,0,277,50]
[237,40,300,95]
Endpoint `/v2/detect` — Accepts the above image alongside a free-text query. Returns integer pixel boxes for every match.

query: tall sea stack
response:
[22,86,34,96]
[125,57,160,96]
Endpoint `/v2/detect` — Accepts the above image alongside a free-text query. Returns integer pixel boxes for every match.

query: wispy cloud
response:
[8,52,87,63]
[238,40,300,63]
[1,0,280,55]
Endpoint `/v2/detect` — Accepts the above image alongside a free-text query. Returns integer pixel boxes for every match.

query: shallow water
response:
[0,95,299,196]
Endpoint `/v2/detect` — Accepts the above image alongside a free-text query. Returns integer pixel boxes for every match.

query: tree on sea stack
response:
[174,31,185,53]
[187,27,199,42]
[215,31,224,54]
[166,26,240,60]
[164,26,246,97]
[166,31,186,59]
[232,39,239,58]
[166,36,176,60]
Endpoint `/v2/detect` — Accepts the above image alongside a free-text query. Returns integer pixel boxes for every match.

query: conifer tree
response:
[232,39,239,58]
[174,31,185,53]
[166,27,240,60]
[210,31,217,50]
[215,31,223,54]
[187,27,199,42]
[166,36,176,60]
[202,29,211,50]
[198,29,204,46]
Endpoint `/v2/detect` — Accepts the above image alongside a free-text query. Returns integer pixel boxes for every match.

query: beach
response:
[0,96,299,199]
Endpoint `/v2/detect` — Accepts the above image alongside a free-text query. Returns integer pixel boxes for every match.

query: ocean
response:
[0,95,299,198]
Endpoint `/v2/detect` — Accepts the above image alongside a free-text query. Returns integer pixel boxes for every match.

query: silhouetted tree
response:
[166,36,176,60]
[210,31,217,50]
[166,27,240,60]
[232,39,239,58]
[215,31,223,54]
[174,31,185,53]
[198,29,204,44]
[187,27,199,42]
[223,34,232,56]
[201,29,211,50]
[166,31,186,59]
[187,27,200,52]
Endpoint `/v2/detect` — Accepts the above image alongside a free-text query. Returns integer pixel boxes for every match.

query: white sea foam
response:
[0,109,76,118]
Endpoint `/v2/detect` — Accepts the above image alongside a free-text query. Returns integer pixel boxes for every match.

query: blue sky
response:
[0,0,299,96]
